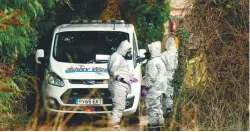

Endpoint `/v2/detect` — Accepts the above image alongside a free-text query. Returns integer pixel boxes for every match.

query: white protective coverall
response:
[107,40,134,125]
[161,37,178,110]
[145,41,167,125]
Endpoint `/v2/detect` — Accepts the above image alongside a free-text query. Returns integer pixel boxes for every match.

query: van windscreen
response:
[53,31,129,63]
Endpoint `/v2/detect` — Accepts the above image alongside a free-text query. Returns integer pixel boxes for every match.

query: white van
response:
[35,20,146,116]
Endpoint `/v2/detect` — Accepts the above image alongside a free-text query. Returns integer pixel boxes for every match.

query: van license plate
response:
[76,99,103,105]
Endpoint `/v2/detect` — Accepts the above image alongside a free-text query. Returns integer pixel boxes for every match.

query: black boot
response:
[147,124,161,131]
[166,108,173,117]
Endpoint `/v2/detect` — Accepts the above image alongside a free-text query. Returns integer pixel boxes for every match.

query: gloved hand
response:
[141,86,148,96]
[129,76,138,83]
[117,76,133,84]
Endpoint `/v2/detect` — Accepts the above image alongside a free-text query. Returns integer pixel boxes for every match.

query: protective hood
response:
[148,41,162,58]
[165,37,177,52]
[116,40,132,56]
[161,37,178,71]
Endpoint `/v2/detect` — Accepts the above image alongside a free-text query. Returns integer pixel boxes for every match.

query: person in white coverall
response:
[107,40,138,128]
[145,41,167,131]
[161,35,178,115]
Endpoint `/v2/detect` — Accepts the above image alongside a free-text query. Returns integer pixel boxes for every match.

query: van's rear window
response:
[53,31,129,63]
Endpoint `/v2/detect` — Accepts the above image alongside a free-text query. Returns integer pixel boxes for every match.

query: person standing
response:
[107,40,138,128]
[145,41,167,131]
[161,33,179,116]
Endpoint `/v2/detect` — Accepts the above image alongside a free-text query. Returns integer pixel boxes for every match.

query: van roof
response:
[54,24,135,33]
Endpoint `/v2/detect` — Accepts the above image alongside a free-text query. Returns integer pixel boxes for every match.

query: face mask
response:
[124,50,132,60]
[144,50,151,59]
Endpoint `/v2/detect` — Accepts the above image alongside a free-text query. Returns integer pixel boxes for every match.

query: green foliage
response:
[0,113,29,130]
[174,28,190,96]
[0,75,33,113]
[0,0,43,58]
[0,91,14,112]
[0,0,71,58]
[0,0,70,115]
[171,28,189,130]
[121,0,171,47]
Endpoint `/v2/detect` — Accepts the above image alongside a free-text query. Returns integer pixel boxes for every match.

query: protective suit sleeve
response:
[108,55,123,78]
[145,63,159,88]
[162,51,178,70]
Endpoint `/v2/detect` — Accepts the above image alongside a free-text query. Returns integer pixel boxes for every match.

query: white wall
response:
[170,0,190,9]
